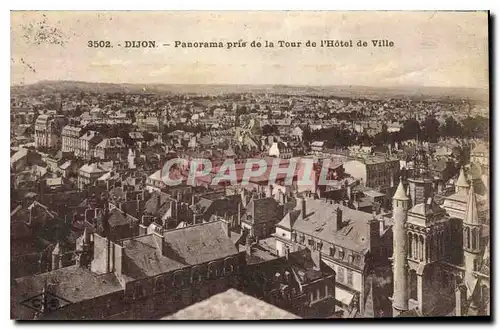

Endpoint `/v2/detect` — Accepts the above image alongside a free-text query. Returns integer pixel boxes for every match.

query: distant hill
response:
[11,80,489,103]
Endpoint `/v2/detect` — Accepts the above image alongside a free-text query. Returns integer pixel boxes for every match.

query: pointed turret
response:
[455,167,469,193]
[393,178,409,201]
[463,183,482,273]
[464,184,480,225]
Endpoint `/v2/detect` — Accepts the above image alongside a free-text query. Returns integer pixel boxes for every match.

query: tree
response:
[401,118,421,141]
[421,116,441,143]
[143,131,154,143]
[441,116,464,138]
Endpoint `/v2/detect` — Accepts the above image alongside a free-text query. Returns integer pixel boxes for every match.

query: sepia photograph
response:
[9,10,490,320]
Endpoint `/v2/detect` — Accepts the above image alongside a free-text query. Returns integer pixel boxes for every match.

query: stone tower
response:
[408,145,433,206]
[392,178,409,316]
[463,184,482,274]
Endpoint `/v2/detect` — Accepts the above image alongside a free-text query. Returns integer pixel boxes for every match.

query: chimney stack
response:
[245,234,253,257]
[379,216,385,236]
[455,284,467,316]
[237,202,242,227]
[301,197,307,219]
[221,219,231,238]
[285,270,291,284]
[336,207,343,230]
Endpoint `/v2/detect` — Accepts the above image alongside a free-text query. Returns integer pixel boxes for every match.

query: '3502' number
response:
[88,41,112,48]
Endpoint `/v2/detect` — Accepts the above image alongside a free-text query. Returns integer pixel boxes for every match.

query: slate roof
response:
[276,209,301,230]
[12,265,123,320]
[120,235,185,281]
[245,197,281,225]
[120,221,239,281]
[162,221,238,266]
[143,191,172,217]
[290,199,373,253]
[107,208,139,228]
[162,289,299,320]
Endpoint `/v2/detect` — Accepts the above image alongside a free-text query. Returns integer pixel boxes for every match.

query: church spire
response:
[455,166,469,193]
[464,184,480,225]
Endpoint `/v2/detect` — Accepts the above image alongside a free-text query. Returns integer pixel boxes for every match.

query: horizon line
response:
[10,79,489,91]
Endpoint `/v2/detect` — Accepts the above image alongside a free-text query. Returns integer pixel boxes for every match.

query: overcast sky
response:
[11,11,488,88]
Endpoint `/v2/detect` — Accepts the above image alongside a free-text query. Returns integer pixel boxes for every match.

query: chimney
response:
[237,202,242,227]
[85,208,94,222]
[139,215,149,235]
[285,270,291,284]
[379,216,385,236]
[336,207,343,230]
[245,234,253,257]
[221,219,231,238]
[301,197,307,219]
[455,284,467,316]
[368,217,380,257]
[311,249,321,271]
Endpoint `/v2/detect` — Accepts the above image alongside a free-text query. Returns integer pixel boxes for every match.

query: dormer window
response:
[329,246,336,257]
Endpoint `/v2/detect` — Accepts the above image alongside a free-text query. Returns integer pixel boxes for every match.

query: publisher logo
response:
[20,292,72,314]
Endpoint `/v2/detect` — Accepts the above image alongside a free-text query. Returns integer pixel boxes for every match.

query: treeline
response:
[301,115,489,147]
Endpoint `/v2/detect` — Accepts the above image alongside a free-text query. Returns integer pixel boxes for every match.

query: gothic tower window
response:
[419,235,424,261]
[465,227,471,249]
[408,234,413,260]
[472,228,478,250]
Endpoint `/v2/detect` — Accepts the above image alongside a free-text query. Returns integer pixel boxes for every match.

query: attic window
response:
[329,246,336,257]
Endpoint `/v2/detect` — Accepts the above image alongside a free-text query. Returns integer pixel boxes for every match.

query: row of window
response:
[131,260,238,299]
[310,283,334,303]
[292,231,361,266]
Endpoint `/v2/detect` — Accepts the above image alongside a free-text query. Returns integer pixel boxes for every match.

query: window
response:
[473,259,479,272]
[308,238,314,247]
[291,232,297,242]
[300,234,305,244]
[339,249,345,260]
[338,267,345,283]
[347,269,353,286]
[318,287,324,299]
[317,241,323,251]
[330,246,336,257]
[349,254,355,264]
[154,276,165,293]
